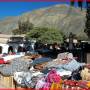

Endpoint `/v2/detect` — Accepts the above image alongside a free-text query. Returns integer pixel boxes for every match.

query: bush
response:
[26,27,64,44]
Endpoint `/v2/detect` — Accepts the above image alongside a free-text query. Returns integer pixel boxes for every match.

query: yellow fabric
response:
[81,68,90,81]
[50,81,62,90]
[87,82,90,88]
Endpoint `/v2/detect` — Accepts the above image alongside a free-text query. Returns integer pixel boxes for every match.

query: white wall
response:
[0,43,25,54]
[0,43,9,54]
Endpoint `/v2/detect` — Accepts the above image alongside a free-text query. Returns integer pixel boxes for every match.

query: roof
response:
[0,34,25,44]
[0,34,25,38]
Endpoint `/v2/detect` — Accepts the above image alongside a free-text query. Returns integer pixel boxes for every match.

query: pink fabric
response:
[45,68,61,83]
[36,77,46,89]
[42,82,51,90]
[36,69,61,90]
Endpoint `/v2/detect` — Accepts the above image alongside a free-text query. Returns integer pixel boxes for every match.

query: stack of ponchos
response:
[13,52,86,88]
[14,68,90,89]
[14,68,62,89]
[45,53,85,77]
[0,58,31,76]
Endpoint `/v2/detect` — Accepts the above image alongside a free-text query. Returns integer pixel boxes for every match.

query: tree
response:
[84,7,90,39]
[12,29,21,35]
[12,20,34,35]
[76,32,88,41]
[70,0,90,39]
[26,27,64,44]
[18,20,33,34]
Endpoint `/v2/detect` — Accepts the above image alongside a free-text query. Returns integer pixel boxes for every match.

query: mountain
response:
[0,4,87,39]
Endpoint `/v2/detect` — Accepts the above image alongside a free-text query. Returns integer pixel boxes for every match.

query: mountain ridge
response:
[0,4,87,39]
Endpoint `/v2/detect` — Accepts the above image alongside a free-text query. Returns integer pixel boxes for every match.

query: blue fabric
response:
[62,59,85,71]
[53,59,85,72]
[32,57,52,65]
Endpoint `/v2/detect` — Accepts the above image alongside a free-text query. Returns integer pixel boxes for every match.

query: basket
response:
[0,74,15,88]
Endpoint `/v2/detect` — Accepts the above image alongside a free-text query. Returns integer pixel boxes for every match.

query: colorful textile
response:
[31,57,52,65]
[45,69,61,83]
[50,82,62,90]
[0,58,10,64]
[42,82,51,90]
[81,68,90,81]
[57,69,72,76]
[35,77,46,89]
[63,59,85,71]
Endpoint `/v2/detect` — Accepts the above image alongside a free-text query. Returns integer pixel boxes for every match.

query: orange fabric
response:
[50,80,63,90]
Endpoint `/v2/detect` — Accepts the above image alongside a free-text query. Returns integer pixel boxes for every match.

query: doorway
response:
[0,46,2,54]
[8,46,14,53]
[18,46,23,52]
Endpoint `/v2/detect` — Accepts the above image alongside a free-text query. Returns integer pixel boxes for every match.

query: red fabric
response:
[0,58,9,64]
[0,59,5,64]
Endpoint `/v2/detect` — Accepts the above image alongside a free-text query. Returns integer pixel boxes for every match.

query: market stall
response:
[0,52,90,89]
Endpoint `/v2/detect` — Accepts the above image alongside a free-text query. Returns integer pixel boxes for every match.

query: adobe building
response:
[0,34,26,54]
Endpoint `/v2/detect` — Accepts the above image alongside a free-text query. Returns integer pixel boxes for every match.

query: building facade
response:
[0,34,26,54]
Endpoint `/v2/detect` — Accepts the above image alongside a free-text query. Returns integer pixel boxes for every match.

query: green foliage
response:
[76,32,88,41]
[26,27,64,44]
[12,20,33,35]
[12,29,21,35]
[18,20,33,34]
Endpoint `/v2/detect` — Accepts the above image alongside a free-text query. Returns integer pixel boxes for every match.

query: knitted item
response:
[81,68,90,81]
[35,77,46,89]
[50,82,62,90]
[45,68,61,83]
[42,82,51,90]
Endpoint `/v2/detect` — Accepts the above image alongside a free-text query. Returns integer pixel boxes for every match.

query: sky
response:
[0,1,86,19]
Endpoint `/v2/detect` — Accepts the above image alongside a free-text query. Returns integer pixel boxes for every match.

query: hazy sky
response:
[0,1,86,19]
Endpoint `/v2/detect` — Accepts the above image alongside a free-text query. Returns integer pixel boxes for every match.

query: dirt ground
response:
[87,53,90,63]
